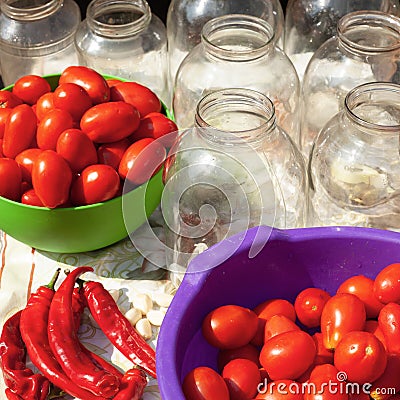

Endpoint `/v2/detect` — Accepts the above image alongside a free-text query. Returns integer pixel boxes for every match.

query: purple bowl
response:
[156,225,400,399]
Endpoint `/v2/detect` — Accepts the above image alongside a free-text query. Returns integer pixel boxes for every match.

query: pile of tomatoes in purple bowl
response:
[182,262,400,400]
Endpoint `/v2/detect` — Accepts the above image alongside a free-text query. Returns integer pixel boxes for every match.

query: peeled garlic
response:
[124,307,142,327]
[153,293,173,308]
[147,310,165,327]
[135,318,152,340]
[132,293,153,315]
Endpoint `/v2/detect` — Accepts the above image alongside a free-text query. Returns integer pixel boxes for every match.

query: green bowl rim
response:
[1,72,172,212]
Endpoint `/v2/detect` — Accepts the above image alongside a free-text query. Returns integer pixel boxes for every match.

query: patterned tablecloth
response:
[0,209,176,399]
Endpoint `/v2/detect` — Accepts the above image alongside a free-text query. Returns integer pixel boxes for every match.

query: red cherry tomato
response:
[106,79,123,87]
[131,113,178,141]
[256,379,303,399]
[53,83,93,121]
[12,75,51,105]
[21,188,44,207]
[56,129,98,173]
[264,314,300,342]
[364,320,387,350]
[304,364,348,400]
[37,109,74,150]
[370,354,400,400]
[334,331,387,384]
[0,108,12,139]
[259,330,316,380]
[252,299,296,347]
[182,366,230,400]
[312,332,334,366]
[378,302,400,355]
[0,139,3,158]
[202,305,258,350]
[15,148,43,183]
[32,150,72,208]
[349,394,371,400]
[294,287,331,328]
[3,104,37,158]
[217,344,261,372]
[0,90,23,108]
[320,293,366,350]
[80,101,140,143]
[70,164,120,206]
[337,275,384,319]
[373,263,400,304]
[59,66,110,104]
[35,92,55,120]
[97,138,131,170]
[0,158,22,201]
[222,358,261,400]
[296,363,315,383]
[118,138,166,185]
[110,81,161,117]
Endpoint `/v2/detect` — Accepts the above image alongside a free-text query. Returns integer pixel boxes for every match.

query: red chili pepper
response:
[19,268,106,400]
[5,388,22,399]
[47,266,120,398]
[0,310,50,399]
[83,281,157,378]
[113,368,147,400]
[72,286,124,380]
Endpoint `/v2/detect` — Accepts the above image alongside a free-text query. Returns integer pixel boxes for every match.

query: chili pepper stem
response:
[44,268,61,291]
[76,278,85,290]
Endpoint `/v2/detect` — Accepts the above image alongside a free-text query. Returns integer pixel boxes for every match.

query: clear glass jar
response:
[284,0,400,81]
[163,88,308,271]
[74,0,169,106]
[309,82,400,230]
[300,11,400,159]
[166,0,284,84]
[0,0,80,86]
[173,14,301,146]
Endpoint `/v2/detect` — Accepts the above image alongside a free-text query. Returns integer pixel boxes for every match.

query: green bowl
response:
[0,73,169,253]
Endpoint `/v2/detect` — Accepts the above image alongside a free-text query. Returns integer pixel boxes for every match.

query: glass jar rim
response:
[86,0,152,38]
[201,14,275,61]
[338,11,400,54]
[195,87,276,145]
[345,82,400,133]
[1,0,62,21]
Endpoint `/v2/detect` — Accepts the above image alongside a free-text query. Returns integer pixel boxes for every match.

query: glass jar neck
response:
[86,0,151,38]
[1,0,62,21]
[201,14,275,61]
[345,82,400,135]
[337,11,400,55]
[195,88,277,146]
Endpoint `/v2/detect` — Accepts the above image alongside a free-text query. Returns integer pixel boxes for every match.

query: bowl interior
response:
[156,225,400,399]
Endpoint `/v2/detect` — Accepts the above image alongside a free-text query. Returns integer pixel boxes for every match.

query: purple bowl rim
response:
[156,225,400,398]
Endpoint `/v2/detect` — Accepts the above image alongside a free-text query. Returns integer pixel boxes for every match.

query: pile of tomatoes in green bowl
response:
[0,66,176,253]
[182,262,400,400]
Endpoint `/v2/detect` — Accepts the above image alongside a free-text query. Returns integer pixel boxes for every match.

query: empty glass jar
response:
[309,82,400,230]
[163,88,308,271]
[0,0,80,86]
[166,0,284,84]
[74,0,169,105]
[301,11,400,159]
[284,0,400,81]
[173,14,301,145]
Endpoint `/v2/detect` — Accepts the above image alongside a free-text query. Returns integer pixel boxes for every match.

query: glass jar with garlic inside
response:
[309,82,400,230]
